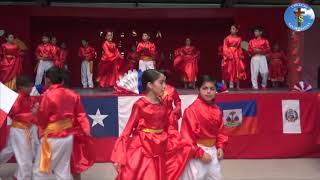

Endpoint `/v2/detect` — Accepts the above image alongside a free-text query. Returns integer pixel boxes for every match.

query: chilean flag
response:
[0,83,18,151]
[81,96,120,162]
[0,83,18,127]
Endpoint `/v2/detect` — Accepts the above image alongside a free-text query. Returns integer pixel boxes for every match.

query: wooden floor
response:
[1,159,320,180]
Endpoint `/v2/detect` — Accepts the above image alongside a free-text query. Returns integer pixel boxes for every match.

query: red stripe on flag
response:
[224,117,258,136]
[0,118,9,151]
[90,137,117,162]
[0,109,7,128]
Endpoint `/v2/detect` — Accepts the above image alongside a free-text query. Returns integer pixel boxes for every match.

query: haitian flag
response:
[217,100,258,136]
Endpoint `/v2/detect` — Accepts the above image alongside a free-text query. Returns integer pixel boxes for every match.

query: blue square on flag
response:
[81,96,118,138]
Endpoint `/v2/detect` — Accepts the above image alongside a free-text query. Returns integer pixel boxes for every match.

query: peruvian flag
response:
[0,83,18,127]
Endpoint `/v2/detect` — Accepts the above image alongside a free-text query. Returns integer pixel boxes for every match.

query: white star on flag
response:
[89,108,108,127]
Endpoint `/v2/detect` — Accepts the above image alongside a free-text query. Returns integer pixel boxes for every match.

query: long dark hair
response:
[252,25,264,33]
[142,69,163,91]
[45,67,64,84]
[231,24,240,30]
[16,75,33,90]
[196,75,216,89]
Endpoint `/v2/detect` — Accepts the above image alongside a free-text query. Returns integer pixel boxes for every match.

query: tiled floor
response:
[1,159,320,180]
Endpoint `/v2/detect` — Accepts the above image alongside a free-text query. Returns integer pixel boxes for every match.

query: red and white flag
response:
[0,83,18,127]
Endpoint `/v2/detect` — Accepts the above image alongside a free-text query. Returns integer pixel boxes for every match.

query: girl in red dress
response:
[181,75,228,180]
[222,25,246,89]
[111,69,192,180]
[268,43,287,88]
[96,30,123,88]
[174,38,200,89]
[0,33,23,90]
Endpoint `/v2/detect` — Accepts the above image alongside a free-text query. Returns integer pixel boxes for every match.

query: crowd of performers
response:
[0,69,93,180]
[0,67,228,180]
[0,24,287,92]
[220,25,287,89]
[0,24,288,179]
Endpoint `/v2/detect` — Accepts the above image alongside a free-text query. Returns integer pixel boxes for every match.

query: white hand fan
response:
[293,81,312,92]
[116,69,139,94]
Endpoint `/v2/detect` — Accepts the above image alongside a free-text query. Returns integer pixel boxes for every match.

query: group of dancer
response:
[112,69,228,180]
[0,66,228,180]
[0,24,287,92]
[220,25,287,90]
[0,67,94,180]
[32,30,157,89]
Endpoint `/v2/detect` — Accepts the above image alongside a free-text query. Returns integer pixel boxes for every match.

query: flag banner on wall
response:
[282,100,301,134]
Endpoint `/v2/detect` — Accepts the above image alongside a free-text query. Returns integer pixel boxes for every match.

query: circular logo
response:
[285,109,298,122]
[284,3,315,32]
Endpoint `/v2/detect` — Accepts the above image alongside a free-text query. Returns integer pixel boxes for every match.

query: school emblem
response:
[284,3,315,32]
[223,109,242,127]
